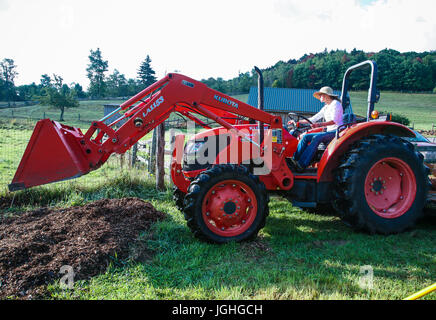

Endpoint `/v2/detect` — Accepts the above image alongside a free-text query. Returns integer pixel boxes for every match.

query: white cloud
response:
[0,0,435,87]
[0,0,9,11]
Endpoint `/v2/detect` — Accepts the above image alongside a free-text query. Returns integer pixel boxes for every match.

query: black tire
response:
[305,203,336,216]
[333,134,430,234]
[183,164,269,243]
[173,186,185,212]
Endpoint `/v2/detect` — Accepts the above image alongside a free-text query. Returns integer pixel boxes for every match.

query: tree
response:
[0,58,18,106]
[137,55,157,89]
[40,74,52,88]
[17,83,39,101]
[38,74,79,121]
[106,69,128,97]
[86,48,108,98]
[71,83,87,99]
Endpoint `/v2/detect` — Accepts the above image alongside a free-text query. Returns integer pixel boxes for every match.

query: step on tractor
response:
[9,60,433,243]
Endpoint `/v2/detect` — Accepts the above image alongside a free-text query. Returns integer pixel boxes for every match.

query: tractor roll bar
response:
[340,60,379,122]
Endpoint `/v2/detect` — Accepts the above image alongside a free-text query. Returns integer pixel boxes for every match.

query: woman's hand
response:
[287,120,299,128]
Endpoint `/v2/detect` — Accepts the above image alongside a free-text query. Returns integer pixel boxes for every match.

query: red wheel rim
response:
[202,179,258,237]
[364,157,416,219]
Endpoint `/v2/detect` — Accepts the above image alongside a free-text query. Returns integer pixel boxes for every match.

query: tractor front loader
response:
[9,61,432,243]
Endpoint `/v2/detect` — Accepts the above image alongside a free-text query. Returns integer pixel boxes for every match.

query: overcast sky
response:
[1,0,435,87]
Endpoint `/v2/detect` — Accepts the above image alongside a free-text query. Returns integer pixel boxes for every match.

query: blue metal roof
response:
[247,87,353,114]
[103,104,127,126]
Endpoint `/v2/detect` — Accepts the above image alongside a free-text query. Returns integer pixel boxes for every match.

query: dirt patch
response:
[0,197,166,299]
[417,129,436,137]
[241,236,273,260]
[311,240,351,248]
[0,195,13,210]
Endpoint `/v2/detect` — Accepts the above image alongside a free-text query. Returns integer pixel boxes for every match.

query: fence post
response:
[156,123,165,190]
[130,143,138,168]
[149,129,157,175]
[168,129,176,183]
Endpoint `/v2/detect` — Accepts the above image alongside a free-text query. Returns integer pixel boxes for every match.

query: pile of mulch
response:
[0,198,166,299]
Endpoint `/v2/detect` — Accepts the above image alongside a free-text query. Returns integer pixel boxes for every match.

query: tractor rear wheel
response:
[333,135,429,234]
[183,164,269,243]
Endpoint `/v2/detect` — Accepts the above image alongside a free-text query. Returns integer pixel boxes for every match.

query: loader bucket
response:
[9,119,90,191]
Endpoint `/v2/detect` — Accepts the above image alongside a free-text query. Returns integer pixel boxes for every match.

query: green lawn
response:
[0,100,124,128]
[349,91,436,131]
[0,91,435,300]
[1,168,434,300]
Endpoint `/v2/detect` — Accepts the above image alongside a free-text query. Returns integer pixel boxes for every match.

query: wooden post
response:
[149,129,157,174]
[168,129,176,183]
[120,153,125,170]
[156,123,165,190]
[130,143,138,168]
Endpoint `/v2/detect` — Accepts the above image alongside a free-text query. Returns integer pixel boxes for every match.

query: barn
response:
[247,87,353,123]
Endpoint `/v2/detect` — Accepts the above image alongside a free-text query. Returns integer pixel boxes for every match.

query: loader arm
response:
[9,73,282,191]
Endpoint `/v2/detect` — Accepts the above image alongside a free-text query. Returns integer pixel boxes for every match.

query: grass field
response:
[1,166,434,300]
[0,91,435,300]
[350,91,436,131]
[0,91,434,130]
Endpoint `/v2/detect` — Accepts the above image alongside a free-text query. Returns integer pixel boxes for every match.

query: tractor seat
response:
[343,113,357,125]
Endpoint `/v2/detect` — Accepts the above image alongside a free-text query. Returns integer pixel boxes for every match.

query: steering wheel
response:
[286,112,313,137]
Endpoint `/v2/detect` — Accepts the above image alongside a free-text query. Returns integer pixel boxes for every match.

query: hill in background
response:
[201,49,436,94]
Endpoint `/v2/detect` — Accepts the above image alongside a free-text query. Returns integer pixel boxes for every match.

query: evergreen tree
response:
[137,55,157,89]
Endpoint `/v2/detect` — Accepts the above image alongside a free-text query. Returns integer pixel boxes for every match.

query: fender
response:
[317,121,416,182]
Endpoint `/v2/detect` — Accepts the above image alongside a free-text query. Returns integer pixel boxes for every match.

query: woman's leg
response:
[297,131,336,168]
[293,133,317,161]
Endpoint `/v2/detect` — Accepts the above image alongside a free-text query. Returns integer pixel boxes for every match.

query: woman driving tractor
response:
[289,86,343,172]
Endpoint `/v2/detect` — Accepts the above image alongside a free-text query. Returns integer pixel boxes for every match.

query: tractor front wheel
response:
[333,135,429,234]
[183,164,269,243]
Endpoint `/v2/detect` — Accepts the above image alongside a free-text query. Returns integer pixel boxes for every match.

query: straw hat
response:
[313,86,339,100]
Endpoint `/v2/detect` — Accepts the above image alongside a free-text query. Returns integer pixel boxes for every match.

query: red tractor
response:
[9,61,432,243]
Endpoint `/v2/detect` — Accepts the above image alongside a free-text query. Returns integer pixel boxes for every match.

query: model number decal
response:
[214,95,239,109]
[143,96,164,117]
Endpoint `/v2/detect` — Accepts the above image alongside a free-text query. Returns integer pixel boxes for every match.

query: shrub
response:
[381,110,410,126]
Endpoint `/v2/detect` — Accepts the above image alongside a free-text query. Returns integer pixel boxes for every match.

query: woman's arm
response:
[312,120,335,128]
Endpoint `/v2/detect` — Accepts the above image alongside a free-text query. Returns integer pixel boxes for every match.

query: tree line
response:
[1,48,435,108]
[0,49,157,106]
[201,49,436,94]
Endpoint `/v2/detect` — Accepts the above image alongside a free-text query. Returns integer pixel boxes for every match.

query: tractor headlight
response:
[185,140,205,154]
[184,140,206,165]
